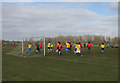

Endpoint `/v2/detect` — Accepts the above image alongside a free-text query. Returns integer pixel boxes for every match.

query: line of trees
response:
[45,35,119,45]
[2,35,119,46]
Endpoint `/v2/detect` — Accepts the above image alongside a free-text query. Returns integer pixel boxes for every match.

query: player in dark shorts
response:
[101,43,105,53]
[57,42,62,55]
[84,43,85,48]
[36,43,39,53]
[87,42,91,53]
[48,41,51,52]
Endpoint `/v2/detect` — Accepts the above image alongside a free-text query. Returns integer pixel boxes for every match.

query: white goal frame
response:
[22,36,46,56]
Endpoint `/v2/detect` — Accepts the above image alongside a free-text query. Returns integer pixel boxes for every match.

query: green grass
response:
[2,45,118,81]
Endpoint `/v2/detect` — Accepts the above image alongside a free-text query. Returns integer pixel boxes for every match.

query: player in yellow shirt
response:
[48,41,51,52]
[66,42,70,53]
[101,43,105,53]
[50,43,53,51]
[75,43,82,56]
[28,43,32,54]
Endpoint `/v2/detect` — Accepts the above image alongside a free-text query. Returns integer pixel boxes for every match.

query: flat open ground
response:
[2,45,118,81]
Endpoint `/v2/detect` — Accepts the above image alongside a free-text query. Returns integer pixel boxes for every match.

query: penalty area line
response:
[6,53,44,58]
[6,53,23,57]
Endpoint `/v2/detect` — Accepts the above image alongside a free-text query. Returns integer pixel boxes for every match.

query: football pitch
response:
[2,45,118,81]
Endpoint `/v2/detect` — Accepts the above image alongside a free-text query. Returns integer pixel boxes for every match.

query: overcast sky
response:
[2,2,118,40]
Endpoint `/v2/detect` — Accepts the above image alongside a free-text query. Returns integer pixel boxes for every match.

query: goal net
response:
[21,36,46,56]
[6,36,46,57]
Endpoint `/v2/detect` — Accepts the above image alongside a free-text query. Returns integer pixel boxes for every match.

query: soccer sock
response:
[101,50,103,53]
[58,51,60,55]
[60,53,62,55]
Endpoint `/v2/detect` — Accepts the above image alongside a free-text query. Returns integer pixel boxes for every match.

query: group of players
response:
[56,41,91,56]
[2,41,105,56]
[46,41,105,56]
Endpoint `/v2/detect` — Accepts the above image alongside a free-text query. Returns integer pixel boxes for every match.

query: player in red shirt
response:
[57,41,62,55]
[31,43,34,46]
[19,43,21,45]
[2,43,5,48]
[87,42,92,53]
[39,42,42,53]
[14,42,16,46]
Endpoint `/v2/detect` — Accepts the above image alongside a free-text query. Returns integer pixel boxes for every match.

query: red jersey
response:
[58,44,62,49]
[19,43,21,45]
[2,43,5,46]
[31,43,33,45]
[14,43,16,45]
[87,43,91,47]
[39,43,42,47]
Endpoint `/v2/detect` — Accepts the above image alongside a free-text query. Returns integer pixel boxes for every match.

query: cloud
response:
[107,2,118,12]
[2,2,118,40]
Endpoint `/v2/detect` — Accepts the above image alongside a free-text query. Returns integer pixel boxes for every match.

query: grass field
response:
[2,45,118,81]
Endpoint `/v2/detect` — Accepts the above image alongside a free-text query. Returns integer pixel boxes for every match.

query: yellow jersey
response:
[75,44,77,48]
[28,44,32,48]
[48,43,51,47]
[101,45,105,48]
[57,43,59,45]
[66,43,70,48]
[51,44,53,47]
[77,44,81,50]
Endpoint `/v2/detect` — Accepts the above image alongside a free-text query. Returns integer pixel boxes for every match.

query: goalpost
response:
[22,36,46,56]
[44,38,45,56]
